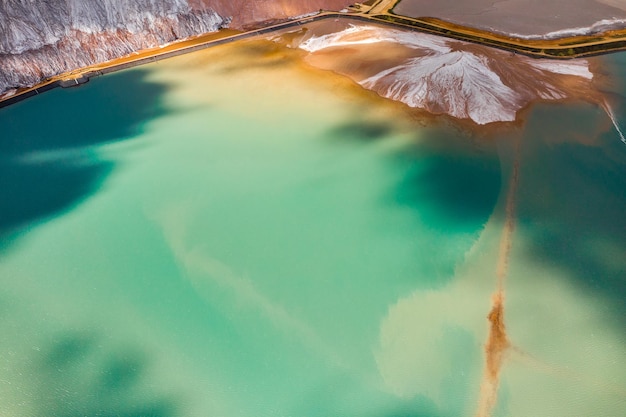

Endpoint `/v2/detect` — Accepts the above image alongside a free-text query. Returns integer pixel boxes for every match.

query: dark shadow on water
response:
[330,119,501,228]
[388,131,502,287]
[326,120,501,288]
[100,353,145,392]
[1,70,168,153]
[35,331,178,417]
[1,69,181,417]
[328,120,395,142]
[517,103,626,322]
[330,120,501,231]
[0,68,169,249]
[394,150,501,231]
[0,158,114,245]
[42,332,98,369]
[328,107,625,324]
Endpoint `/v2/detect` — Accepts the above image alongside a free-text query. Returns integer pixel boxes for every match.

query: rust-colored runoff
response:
[475,136,520,417]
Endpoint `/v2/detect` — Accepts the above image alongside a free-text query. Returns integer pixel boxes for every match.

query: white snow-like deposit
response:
[501,18,626,40]
[361,52,520,124]
[298,25,595,124]
[523,58,594,80]
[299,24,451,53]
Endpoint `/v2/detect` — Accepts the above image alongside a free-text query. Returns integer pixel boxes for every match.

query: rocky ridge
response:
[0,0,351,96]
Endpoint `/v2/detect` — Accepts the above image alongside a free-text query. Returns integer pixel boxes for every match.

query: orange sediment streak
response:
[496,138,521,291]
[475,293,510,417]
[475,138,521,417]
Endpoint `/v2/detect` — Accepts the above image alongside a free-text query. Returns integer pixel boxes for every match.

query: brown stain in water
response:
[485,293,509,380]
[475,292,510,417]
[475,136,521,417]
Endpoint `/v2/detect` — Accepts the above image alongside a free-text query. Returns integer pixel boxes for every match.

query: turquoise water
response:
[0,39,625,417]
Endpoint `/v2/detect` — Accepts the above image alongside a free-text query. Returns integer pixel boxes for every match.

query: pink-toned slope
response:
[0,0,352,95]
[191,0,352,28]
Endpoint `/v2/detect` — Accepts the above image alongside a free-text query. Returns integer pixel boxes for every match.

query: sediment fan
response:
[294,24,599,125]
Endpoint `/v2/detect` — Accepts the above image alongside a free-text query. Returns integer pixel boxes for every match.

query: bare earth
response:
[393,0,626,38]
[190,0,352,28]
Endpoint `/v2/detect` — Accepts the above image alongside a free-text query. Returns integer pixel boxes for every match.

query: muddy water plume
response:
[475,293,509,417]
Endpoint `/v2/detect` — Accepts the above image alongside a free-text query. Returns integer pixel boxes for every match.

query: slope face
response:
[0,0,352,95]
[0,0,202,55]
[191,0,352,28]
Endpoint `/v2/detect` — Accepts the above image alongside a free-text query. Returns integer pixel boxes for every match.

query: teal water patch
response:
[491,97,626,417]
[0,42,500,417]
[0,69,169,246]
[517,101,626,320]
[391,148,501,285]
[0,39,624,417]
[326,121,501,289]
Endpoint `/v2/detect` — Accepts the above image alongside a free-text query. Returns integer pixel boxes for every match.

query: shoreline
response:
[3,8,626,109]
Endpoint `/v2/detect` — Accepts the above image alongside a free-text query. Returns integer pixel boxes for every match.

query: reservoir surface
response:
[1,37,625,417]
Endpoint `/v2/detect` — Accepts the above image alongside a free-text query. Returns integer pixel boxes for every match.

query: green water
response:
[0,40,625,417]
